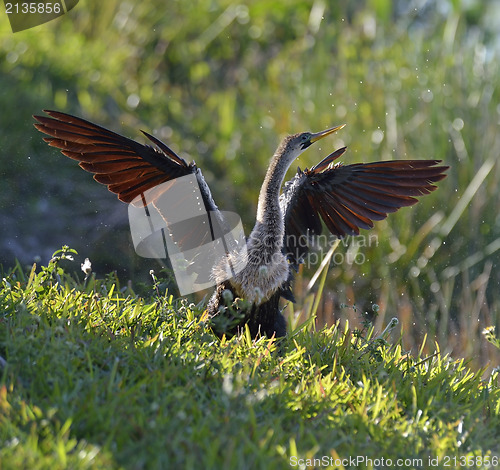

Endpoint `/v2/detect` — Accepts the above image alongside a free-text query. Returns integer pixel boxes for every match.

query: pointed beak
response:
[310,124,346,143]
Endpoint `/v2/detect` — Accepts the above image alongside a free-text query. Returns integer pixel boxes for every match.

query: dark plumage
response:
[34,110,448,338]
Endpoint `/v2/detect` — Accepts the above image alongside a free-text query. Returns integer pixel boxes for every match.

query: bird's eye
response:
[301,134,310,142]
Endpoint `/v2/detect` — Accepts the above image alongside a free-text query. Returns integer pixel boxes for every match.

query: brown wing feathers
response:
[282,157,448,264]
[297,159,448,239]
[33,110,192,204]
[34,110,448,248]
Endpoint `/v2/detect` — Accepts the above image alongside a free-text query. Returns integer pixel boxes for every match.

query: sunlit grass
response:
[1,251,499,468]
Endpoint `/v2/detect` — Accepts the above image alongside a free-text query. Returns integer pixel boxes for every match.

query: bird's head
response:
[278,124,345,165]
[298,124,346,150]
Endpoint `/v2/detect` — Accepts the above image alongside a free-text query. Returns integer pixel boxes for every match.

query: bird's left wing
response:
[280,147,448,263]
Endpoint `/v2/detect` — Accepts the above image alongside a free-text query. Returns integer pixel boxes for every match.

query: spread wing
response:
[33,110,224,256]
[281,147,448,263]
[33,110,199,204]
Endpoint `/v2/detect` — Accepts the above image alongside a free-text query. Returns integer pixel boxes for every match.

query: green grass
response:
[1,2,500,465]
[1,250,499,469]
[2,0,499,370]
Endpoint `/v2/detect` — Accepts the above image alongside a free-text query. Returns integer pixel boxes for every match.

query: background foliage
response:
[1,0,499,367]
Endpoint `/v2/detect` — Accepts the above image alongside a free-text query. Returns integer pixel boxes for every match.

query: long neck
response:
[256,153,290,223]
[246,148,296,265]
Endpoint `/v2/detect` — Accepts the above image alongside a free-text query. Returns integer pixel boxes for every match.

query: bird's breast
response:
[228,250,289,305]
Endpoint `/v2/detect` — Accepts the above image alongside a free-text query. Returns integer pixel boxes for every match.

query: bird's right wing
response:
[281,147,448,264]
[33,110,198,204]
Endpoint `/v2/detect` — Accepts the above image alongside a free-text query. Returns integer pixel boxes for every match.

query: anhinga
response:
[34,110,448,337]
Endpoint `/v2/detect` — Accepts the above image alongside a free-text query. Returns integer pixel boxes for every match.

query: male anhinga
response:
[34,110,448,338]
